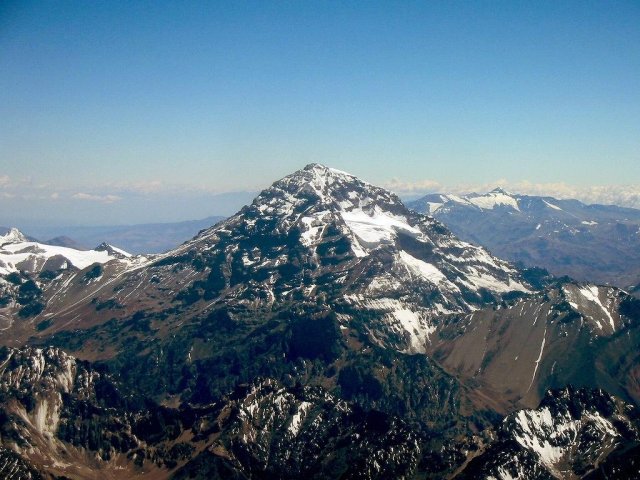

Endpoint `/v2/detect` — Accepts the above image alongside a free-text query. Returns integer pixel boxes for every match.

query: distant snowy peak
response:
[0,235,137,276]
[419,189,522,213]
[0,228,29,244]
[94,242,132,258]
[407,188,640,287]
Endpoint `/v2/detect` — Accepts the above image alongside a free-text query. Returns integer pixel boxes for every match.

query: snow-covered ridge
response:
[0,228,136,275]
[509,390,623,477]
[468,189,520,211]
[413,188,578,215]
[95,242,133,258]
[416,189,523,214]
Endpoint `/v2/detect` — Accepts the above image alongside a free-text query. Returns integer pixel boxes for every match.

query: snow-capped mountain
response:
[408,189,640,288]
[412,187,521,214]
[5,164,530,354]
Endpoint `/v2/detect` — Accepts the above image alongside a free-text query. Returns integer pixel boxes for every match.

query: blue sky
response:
[1,1,639,224]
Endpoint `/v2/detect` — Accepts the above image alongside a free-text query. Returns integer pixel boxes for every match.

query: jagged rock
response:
[457,387,640,479]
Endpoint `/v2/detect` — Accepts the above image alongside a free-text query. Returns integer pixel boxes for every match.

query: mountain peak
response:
[168,164,529,355]
[0,227,28,244]
[94,242,132,258]
[297,163,362,190]
[467,188,520,211]
[488,187,512,195]
[302,162,331,172]
[302,163,355,179]
[253,164,403,219]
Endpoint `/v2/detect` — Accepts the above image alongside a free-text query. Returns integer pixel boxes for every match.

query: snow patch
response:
[426,202,443,214]
[513,407,564,467]
[340,208,420,246]
[577,285,616,331]
[542,200,563,211]
[344,296,435,352]
[398,251,447,284]
[526,329,546,392]
[288,401,312,436]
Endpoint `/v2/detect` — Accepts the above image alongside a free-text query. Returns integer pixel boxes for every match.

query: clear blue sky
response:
[1,1,639,224]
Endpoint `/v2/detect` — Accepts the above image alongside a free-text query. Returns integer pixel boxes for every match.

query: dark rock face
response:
[174,379,422,480]
[0,347,423,479]
[408,190,640,288]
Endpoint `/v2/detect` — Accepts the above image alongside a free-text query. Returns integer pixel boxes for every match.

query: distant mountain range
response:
[1,165,639,479]
[2,216,225,254]
[408,189,640,289]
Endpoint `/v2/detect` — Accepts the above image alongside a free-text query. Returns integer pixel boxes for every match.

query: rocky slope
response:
[0,346,427,479]
[430,280,640,408]
[0,346,637,479]
[408,189,640,288]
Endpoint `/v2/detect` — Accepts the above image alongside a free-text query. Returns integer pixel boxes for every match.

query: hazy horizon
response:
[3,166,640,231]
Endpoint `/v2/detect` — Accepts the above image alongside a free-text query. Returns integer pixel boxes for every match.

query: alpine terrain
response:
[0,164,639,479]
[408,189,640,288]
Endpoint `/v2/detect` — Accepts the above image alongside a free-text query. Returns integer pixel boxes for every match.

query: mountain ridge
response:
[408,189,640,288]
[2,216,227,255]
[0,164,639,478]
